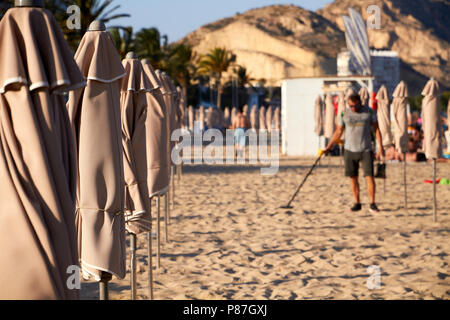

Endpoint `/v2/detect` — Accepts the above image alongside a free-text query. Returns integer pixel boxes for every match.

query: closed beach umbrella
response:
[231,107,238,125]
[250,106,259,130]
[224,107,231,129]
[188,105,194,132]
[338,91,346,116]
[67,21,126,284]
[0,2,84,299]
[345,88,355,108]
[314,96,324,136]
[376,85,393,149]
[324,94,335,139]
[392,81,409,209]
[422,79,442,160]
[121,54,152,235]
[266,106,273,133]
[199,105,205,131]
[142,60,169,197]
[206,107,214,129]
[274,106,281,131]
[259,106,267,131]
[177,87,186,129]
[359,87,370,106]
[243,104,249,116]
[421,78,442,222]
[392,81,409,154]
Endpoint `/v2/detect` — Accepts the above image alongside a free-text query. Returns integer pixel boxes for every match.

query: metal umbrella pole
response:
[171,165,175,212]
[130,233,137,300]
[156,195,161,269]
[99,272,112,300]
[433,159,437,222]
[165,190,170,243]
[147,231,154,300]
[403,154,407,209]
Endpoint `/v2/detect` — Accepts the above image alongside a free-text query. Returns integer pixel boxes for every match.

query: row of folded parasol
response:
[0,2,185,300]
[187,105,282,132]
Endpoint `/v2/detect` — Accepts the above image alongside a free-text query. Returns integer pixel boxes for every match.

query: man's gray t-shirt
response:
[337,105,377,153]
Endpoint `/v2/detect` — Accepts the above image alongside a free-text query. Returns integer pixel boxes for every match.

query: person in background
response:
[232,106,250,158]
[323,94,384,213]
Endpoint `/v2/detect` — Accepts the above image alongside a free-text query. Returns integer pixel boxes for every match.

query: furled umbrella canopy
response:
[231,107,238,126]
[198,105,205,131]
[224,107,231,129]
[421,79,442,159]
[0,5,85,299]
[266,106,273,133]
[324,94,335,139]
[188,105,194,132]
[250,106,259,130]
[274,106,281,131]
[359,87,370,106]
[206,107,214,129]
[376,85,393,149]
[314,96,324,136]
[121,55,152,235]
[67,22,127,281]
[392,81,409,153]
[259,106,267,131]
[337,91,346,117]
[176,86,186,129]
[243,105,249,117]
[142,60,170,197]
[345,88,356,108]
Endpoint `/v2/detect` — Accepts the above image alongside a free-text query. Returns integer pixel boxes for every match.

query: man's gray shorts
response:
[344,150,374,177]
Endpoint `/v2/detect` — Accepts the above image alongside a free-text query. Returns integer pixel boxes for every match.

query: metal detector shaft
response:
[283,155,323,208]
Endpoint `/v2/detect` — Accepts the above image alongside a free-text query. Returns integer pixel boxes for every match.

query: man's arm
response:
[373,122,385,158]
[324,126,345,153]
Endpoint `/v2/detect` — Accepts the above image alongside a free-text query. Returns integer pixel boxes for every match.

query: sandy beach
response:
[81,156,449,300]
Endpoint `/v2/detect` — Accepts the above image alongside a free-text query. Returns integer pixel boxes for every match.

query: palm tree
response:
[198,48,236,110]
[234,66,254,88]
[166,44,196,104]
[134,28,165,69]
[109,26,134,59]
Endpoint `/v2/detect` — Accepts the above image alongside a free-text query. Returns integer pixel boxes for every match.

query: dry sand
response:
[81,156,449,300]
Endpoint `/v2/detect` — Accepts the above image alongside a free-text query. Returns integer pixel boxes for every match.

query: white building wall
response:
[282,78,324,156]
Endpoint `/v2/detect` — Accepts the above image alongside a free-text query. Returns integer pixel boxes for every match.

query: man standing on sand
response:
[233,107,250,158]
[323,94,384,213]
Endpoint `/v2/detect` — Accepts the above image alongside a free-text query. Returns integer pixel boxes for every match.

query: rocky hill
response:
[180,1,449,93]
[318,0,450,93]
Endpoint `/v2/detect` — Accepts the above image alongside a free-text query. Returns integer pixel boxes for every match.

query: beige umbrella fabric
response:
[259,106,267,131]
[376,85,393,149]
[0,7,85,299]
[359,87,370,106]
[421,79,442,159]
[188,105,194,132]
[324,94,335,139]
[392,81,409,153]
[177,87,186,129]
[243,105,249,117]
[67,26,126,281]
[266,107,273,132]
[314,96,324,136]
[224,107,231,129]
[121,58,152,235]
[142,62,170,197]
[337,91,346,117]
[231,107,238,126]
[274,106,281,131]
[250,106,259,130]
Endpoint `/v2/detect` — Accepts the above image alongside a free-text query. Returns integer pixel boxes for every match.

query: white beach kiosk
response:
[281,75,374,156]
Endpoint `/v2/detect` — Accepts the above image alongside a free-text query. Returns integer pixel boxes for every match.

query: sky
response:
[112,0,333,42]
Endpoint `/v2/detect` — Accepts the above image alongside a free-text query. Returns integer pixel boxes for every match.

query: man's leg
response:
[366,176,376,204]
[350,177,360,204]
